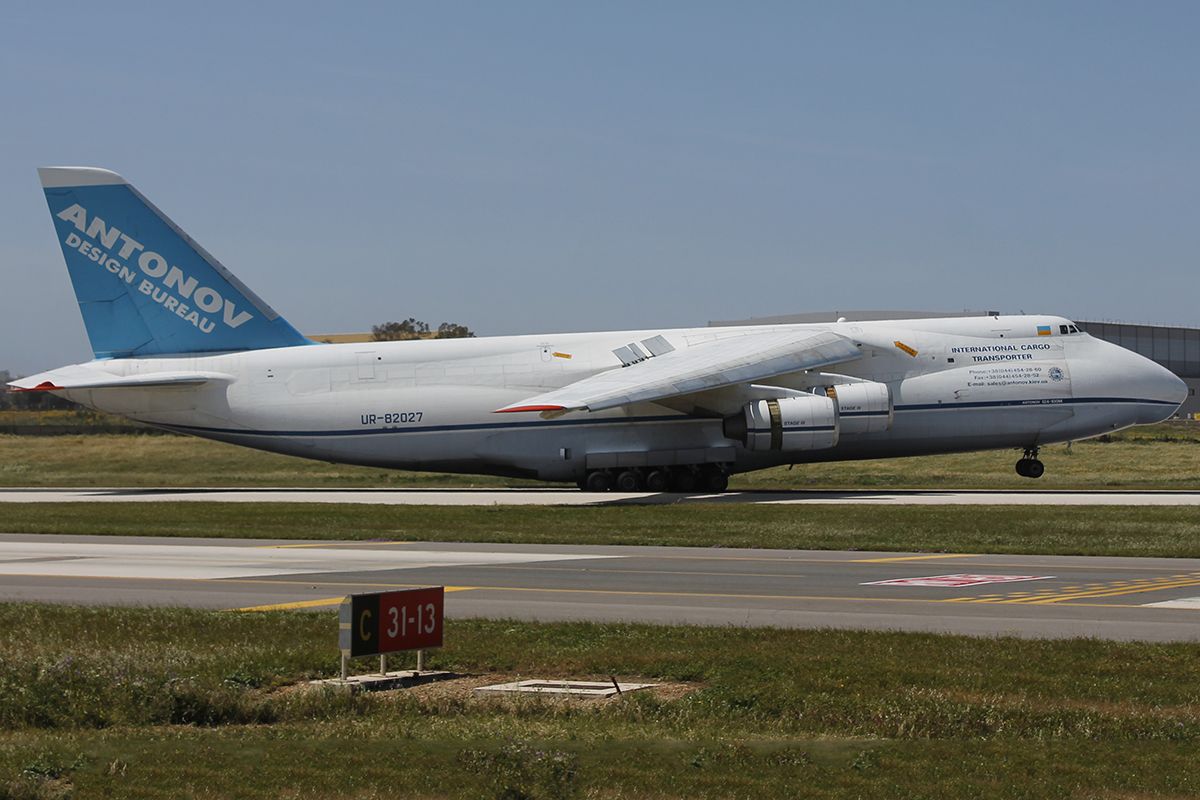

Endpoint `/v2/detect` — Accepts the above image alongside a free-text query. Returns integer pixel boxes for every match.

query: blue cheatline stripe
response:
[894,396,1179,411]
[748,426,837,434]
[159,396,1177,439]
[161,414,695,438]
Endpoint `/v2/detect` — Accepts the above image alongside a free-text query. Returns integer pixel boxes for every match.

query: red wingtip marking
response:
[494,404,566,414]
[9,381,63,393]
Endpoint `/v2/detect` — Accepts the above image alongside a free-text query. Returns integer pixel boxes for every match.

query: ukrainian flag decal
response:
[1036,325,1052,336]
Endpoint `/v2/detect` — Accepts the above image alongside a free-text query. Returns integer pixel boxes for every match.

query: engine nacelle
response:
[824,381,892,435]
[725,394,839,452]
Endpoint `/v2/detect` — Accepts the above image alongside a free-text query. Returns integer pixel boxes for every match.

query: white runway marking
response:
[0,541,620,581]
[1144,597,1200,610]
[1,489,1199,506]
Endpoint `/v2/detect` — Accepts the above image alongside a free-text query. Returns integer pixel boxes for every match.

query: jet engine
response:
[823,381,893,434]
[724,394,839,452]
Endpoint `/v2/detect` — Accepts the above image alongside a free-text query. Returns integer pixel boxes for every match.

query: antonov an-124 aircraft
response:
[10,167,1188,492]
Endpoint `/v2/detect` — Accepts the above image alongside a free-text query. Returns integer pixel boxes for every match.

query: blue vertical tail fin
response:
[39,166,310,358]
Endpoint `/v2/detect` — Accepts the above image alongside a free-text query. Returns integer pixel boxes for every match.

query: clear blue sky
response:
[2,1,1197,373]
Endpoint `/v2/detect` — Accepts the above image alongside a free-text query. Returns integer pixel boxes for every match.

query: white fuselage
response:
[55,315,1186,482]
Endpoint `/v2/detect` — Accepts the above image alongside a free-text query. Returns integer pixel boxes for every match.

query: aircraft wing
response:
[7,364,233,392]
[496,329,861,413]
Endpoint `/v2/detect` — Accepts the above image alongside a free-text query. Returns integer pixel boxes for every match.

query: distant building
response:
[710,310,1200,417]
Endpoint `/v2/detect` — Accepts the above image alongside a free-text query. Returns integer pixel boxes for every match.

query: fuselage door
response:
[356,351,377,382]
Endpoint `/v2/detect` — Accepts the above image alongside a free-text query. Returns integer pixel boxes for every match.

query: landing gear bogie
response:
[578,465,730,493]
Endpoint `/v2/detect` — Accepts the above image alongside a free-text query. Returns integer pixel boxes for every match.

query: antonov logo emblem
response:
[55,203,254,333]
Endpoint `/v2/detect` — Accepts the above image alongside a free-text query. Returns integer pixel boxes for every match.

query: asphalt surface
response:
[3,533,1200,641]
[2,488,1199,505]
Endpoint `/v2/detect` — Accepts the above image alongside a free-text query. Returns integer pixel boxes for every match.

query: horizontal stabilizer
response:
[496,329,861,413]
[7,363,233,392]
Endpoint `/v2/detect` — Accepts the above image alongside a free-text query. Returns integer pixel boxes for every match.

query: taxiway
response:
[2,533,1198,641]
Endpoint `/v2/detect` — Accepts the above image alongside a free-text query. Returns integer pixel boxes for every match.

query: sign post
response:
[330,586,452,690]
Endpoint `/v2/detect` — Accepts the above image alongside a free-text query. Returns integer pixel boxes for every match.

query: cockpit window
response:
[1069,325,1079,333]
[1059,324,1069,335]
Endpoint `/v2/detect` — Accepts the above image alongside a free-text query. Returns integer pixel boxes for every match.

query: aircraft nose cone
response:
[1130,356,1188,422]
[1162,367,1189,407]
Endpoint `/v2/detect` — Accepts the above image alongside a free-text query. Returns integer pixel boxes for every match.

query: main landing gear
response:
[1015,447,1045,479]
[578,465,729,493]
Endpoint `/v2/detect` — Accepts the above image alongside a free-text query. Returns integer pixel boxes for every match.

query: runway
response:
[3,533,1200,641]
[2,488,1199,505]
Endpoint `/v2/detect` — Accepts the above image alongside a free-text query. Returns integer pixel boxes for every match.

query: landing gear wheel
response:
[705,473,729,493]
[702,467,729,493]
[1015,448,1044,479]
[615,470,644,492]
[670,468,698,493]
[644,469,669,493]
[584,470,613,492]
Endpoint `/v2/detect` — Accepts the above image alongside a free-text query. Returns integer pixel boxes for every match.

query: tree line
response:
[371,319,475,341]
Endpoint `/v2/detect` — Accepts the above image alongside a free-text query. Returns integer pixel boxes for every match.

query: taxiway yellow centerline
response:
[1024,577,1200,605]
[956,575,1200,604]
[232,586,477,612]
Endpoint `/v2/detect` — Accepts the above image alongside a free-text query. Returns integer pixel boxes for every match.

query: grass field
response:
[3,502,1200,557]
[1,421,1198,490]
[0,410,141,426]
[1,603,1198,799]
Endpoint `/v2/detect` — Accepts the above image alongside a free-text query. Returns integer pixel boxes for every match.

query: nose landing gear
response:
[1015,448,1045,479]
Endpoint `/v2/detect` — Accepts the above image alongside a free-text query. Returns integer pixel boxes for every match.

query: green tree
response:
[435,322,475,339]
[372,320,475,341]
[371,318,430,341]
